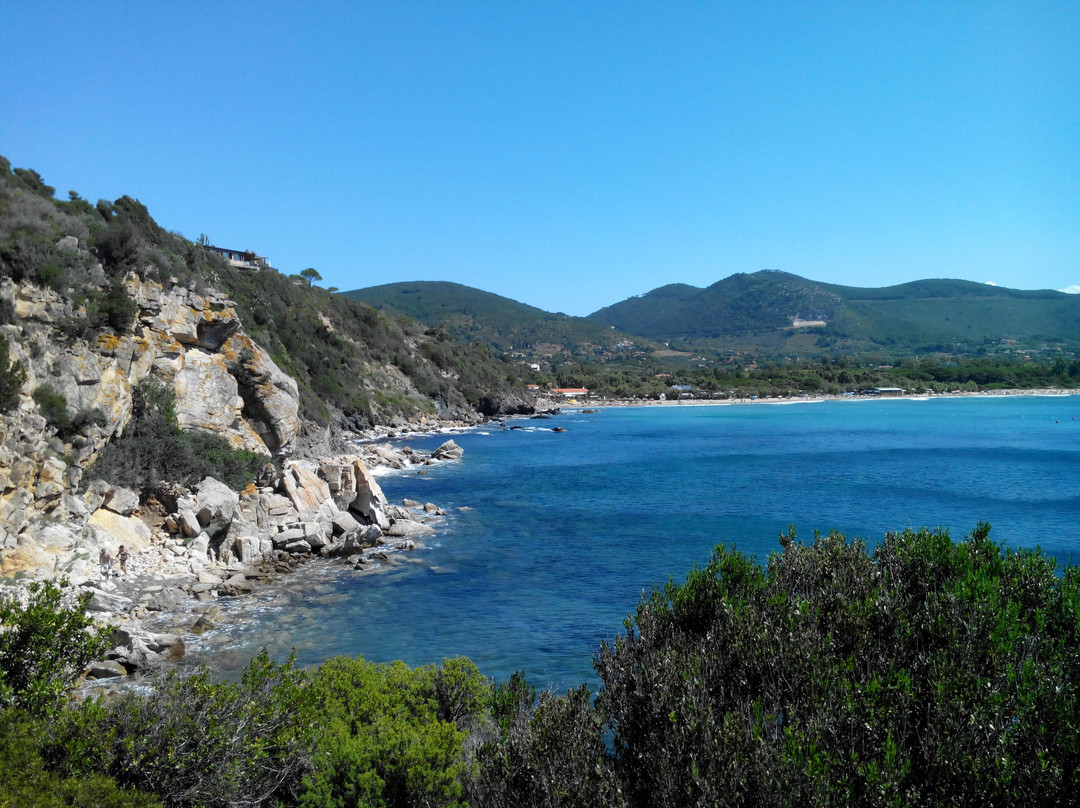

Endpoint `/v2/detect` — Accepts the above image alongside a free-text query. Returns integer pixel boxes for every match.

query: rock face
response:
[0,275,301,572]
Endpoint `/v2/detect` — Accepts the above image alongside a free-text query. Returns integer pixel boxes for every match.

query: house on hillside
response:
[203,245,270,270]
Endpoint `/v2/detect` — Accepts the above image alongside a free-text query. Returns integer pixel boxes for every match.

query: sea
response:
[186,395,1080,691]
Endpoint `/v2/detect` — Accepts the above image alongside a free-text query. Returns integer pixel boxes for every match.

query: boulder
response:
[86,659,129,680]
[86,588,134,613]
[143,632,186,661]
[218,573,255,595]
[283,539,312,556]
[177,508,201,539]
[192,477,239,539]
[228,488,273,565]
[102,486,140,515]
[330,510,362,537]
[431,439,464,460]
[171,349,269,455]
[145,587,187,612]
[223,334,300,455]
[282,463,336,521]
[190,614,215,635]
[189,533,210,559]
[346,460,390,529]
[86,509,153,553]
[386,520,436,538]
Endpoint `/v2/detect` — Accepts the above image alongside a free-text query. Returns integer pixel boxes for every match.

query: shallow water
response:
[187,395,1080,691]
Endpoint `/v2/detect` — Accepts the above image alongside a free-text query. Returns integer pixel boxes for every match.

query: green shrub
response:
[0,335,26,413]
[0,579,110,718]
[299,656,481,808]
[32,384,72,436]
[53,652,315,808]
[0,711,161,808]
[593,525,1080,807]
[88,378,267,491]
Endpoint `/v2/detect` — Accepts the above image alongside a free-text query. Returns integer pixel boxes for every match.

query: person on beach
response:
[117,544,129,576]
[99,547,112,579]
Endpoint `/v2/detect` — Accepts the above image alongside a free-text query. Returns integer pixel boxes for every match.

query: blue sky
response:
[3,2,1077,315]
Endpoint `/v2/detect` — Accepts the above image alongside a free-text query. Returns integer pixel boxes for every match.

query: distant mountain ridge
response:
[345,271,1080,360]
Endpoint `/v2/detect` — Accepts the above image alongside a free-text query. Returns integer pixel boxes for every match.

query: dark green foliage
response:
[88,379,267,490]
[588,269,1080,358]
[0,711,161,808]
[0,335,26,413]
[0,580,110,718]
[547,354,1080,400]
[593,526,1080,806]
[99,276,138,333]
[53,652,316,808]
[33,384,73,435]
[468,684,622,808]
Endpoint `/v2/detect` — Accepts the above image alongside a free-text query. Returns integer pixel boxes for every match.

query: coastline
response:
[553,387,1078,411]
[1,427,479,690]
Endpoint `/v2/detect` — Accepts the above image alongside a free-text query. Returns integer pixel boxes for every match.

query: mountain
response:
[587,270,1080,357]
[341,281,659,361]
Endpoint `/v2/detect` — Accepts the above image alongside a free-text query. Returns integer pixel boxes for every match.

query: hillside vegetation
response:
[343,280,657,360]
[589,270,1080,358]
[0,157,532,432]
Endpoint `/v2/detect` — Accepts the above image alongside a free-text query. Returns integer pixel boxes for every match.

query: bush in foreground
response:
[10,524,1080,807]
[594,525,1080,806]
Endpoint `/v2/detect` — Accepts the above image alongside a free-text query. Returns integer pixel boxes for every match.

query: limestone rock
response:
[386,520,436,538]
[223,334,300,454]
[282,463,336,521]
[192,477,239,539]
[218,573,254,596]
[171,349,269,455]
[330,510,362,538]
[431,439,464,460]
[102,485,140,515]
[86,659,129,679]
[87,509,153,553]
[87,588,134,614]
[145,587,187,611]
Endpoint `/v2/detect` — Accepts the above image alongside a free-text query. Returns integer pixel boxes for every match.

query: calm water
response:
[192,395,1080,690]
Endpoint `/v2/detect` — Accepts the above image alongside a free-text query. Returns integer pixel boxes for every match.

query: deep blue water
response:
[195,396,1080,690]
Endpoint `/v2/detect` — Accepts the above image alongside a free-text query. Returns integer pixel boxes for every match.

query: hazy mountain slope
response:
[342,281,655,357]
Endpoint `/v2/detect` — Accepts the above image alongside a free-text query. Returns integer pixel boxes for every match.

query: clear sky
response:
[3,2,1077,316]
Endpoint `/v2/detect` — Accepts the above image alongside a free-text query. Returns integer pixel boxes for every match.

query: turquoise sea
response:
[193,395,1080,690]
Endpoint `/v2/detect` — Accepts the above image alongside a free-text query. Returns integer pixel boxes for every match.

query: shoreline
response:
[1,430,478,691]
[548,387,1079,411]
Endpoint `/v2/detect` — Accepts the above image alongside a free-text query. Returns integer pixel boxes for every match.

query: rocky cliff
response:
[0,157,532,585]
[0,268,300,572]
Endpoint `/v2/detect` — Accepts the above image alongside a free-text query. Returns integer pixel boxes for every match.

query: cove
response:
[189,395,1080,691]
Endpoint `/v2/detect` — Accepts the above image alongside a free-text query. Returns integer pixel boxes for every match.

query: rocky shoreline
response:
[1,434,470,686]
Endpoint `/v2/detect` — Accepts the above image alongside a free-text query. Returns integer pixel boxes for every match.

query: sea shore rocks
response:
[0,436,467,684]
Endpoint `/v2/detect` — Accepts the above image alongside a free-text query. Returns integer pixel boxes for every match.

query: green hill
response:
[341,281,657,360]
[587,270,1080,358]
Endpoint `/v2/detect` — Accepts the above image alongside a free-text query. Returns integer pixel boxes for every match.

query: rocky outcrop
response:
[0,275,301,572]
